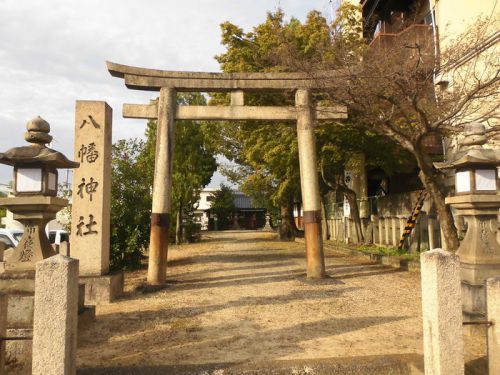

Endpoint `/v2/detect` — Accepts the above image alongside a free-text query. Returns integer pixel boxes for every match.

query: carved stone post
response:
[148,87,176,285]
[296,89,325,279]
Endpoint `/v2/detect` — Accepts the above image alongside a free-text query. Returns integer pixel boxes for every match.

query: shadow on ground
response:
[78,354,423,375]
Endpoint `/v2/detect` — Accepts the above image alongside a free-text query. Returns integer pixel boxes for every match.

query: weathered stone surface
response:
[296,89,324,279]
[26,116,50,133]
[24,131,52,144]
[487,277,500,375]
[81,272,123,305]
[0,270,35,293]
[107,61,346,92]
[71,101,112,276]
[32,255,79,375]
[6,328,32,374]
[59,241,70,257]
[7,294,34,329]
[0,292,7,373]
[420,249,464,375]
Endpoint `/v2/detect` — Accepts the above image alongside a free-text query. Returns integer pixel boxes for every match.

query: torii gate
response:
[107,61,347,284]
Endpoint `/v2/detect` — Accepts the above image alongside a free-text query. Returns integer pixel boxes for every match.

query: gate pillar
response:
[296,89,326,279]
[148,87,176,284]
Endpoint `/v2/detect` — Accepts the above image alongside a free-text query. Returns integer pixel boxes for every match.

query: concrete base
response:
[80,272,124,304]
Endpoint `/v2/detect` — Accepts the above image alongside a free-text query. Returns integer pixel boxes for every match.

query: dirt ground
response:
[76,231,486,374]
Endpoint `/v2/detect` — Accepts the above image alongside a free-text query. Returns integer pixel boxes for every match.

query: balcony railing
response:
[370,24,438,69]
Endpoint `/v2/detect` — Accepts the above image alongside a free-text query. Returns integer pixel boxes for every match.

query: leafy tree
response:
[140,93,217,244]
[210,184,235,230]
[213,9,408,242]
[110,139,151,270]
[211,10,335,239]
[275,3,499,250]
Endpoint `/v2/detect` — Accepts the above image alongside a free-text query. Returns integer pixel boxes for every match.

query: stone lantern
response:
[0,117,79,271]
[435,121,500,324]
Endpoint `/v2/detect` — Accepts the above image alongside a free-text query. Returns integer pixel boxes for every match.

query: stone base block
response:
[78,305,96,331]
[80,272,124,304]
[5,304,96,373]
[7,294,34,329]
[462,311,488,338]
[461,280,485,316]
[5,328,32,374]
[0,270,35,294]
[460,261,500,285]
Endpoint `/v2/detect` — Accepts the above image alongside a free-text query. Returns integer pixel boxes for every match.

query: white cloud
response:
[0,0,328,183]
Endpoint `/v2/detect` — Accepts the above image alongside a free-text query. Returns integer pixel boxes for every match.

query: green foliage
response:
[210,10,336,210]
[110,139,151,271]
[140,93,217,242]
[210,184,235,230]
[356,245,420,261]
[212,9,408,212]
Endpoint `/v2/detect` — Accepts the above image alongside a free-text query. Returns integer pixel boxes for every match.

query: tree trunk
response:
[279,204,294,240]
[321,198,330,241]
[415,147,460,251]
[176,201,183,245]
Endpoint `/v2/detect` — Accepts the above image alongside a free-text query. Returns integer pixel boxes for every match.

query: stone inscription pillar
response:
[72,101,112,275]
[32,255,79,375]
[420,249,464,375]
[147,87,176,285]
[296,89,325,279]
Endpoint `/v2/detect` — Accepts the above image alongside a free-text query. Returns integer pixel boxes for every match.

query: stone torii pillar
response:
[148,87,176,285]
[296,89,325,278]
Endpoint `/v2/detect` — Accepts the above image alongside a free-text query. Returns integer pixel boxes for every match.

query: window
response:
[423,11,435,26]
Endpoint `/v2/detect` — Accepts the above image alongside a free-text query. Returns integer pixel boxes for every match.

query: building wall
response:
[432,0,498,37]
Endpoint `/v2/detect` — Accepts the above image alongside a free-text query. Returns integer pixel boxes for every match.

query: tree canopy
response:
[212,9,410,240]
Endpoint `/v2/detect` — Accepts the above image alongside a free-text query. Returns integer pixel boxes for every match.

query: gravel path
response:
[76,231,485,374]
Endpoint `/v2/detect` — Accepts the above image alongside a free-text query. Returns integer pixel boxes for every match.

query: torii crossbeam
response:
[107,61,348,284]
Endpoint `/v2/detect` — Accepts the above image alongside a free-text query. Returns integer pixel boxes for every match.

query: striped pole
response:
[398,191,428,250]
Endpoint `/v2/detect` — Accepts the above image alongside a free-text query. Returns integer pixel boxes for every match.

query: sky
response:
[0,0,336,188]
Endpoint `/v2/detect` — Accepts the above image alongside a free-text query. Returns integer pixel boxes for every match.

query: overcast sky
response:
[0,0,335,188]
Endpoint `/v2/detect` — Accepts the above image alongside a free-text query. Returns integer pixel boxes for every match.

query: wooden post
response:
[296,89,325,279]
[147,87,176,285]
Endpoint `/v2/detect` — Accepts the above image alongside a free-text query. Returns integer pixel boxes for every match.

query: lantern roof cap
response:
[435,121,500,170]
[0,117,79,169]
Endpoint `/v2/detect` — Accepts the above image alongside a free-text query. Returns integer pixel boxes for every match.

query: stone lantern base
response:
[0,196,67,272]
[445,194,500,336]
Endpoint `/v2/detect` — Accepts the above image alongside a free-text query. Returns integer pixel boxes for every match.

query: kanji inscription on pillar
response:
[71,101,112,276]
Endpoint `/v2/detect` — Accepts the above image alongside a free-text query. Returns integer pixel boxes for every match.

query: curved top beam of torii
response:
[106,61,343,92]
